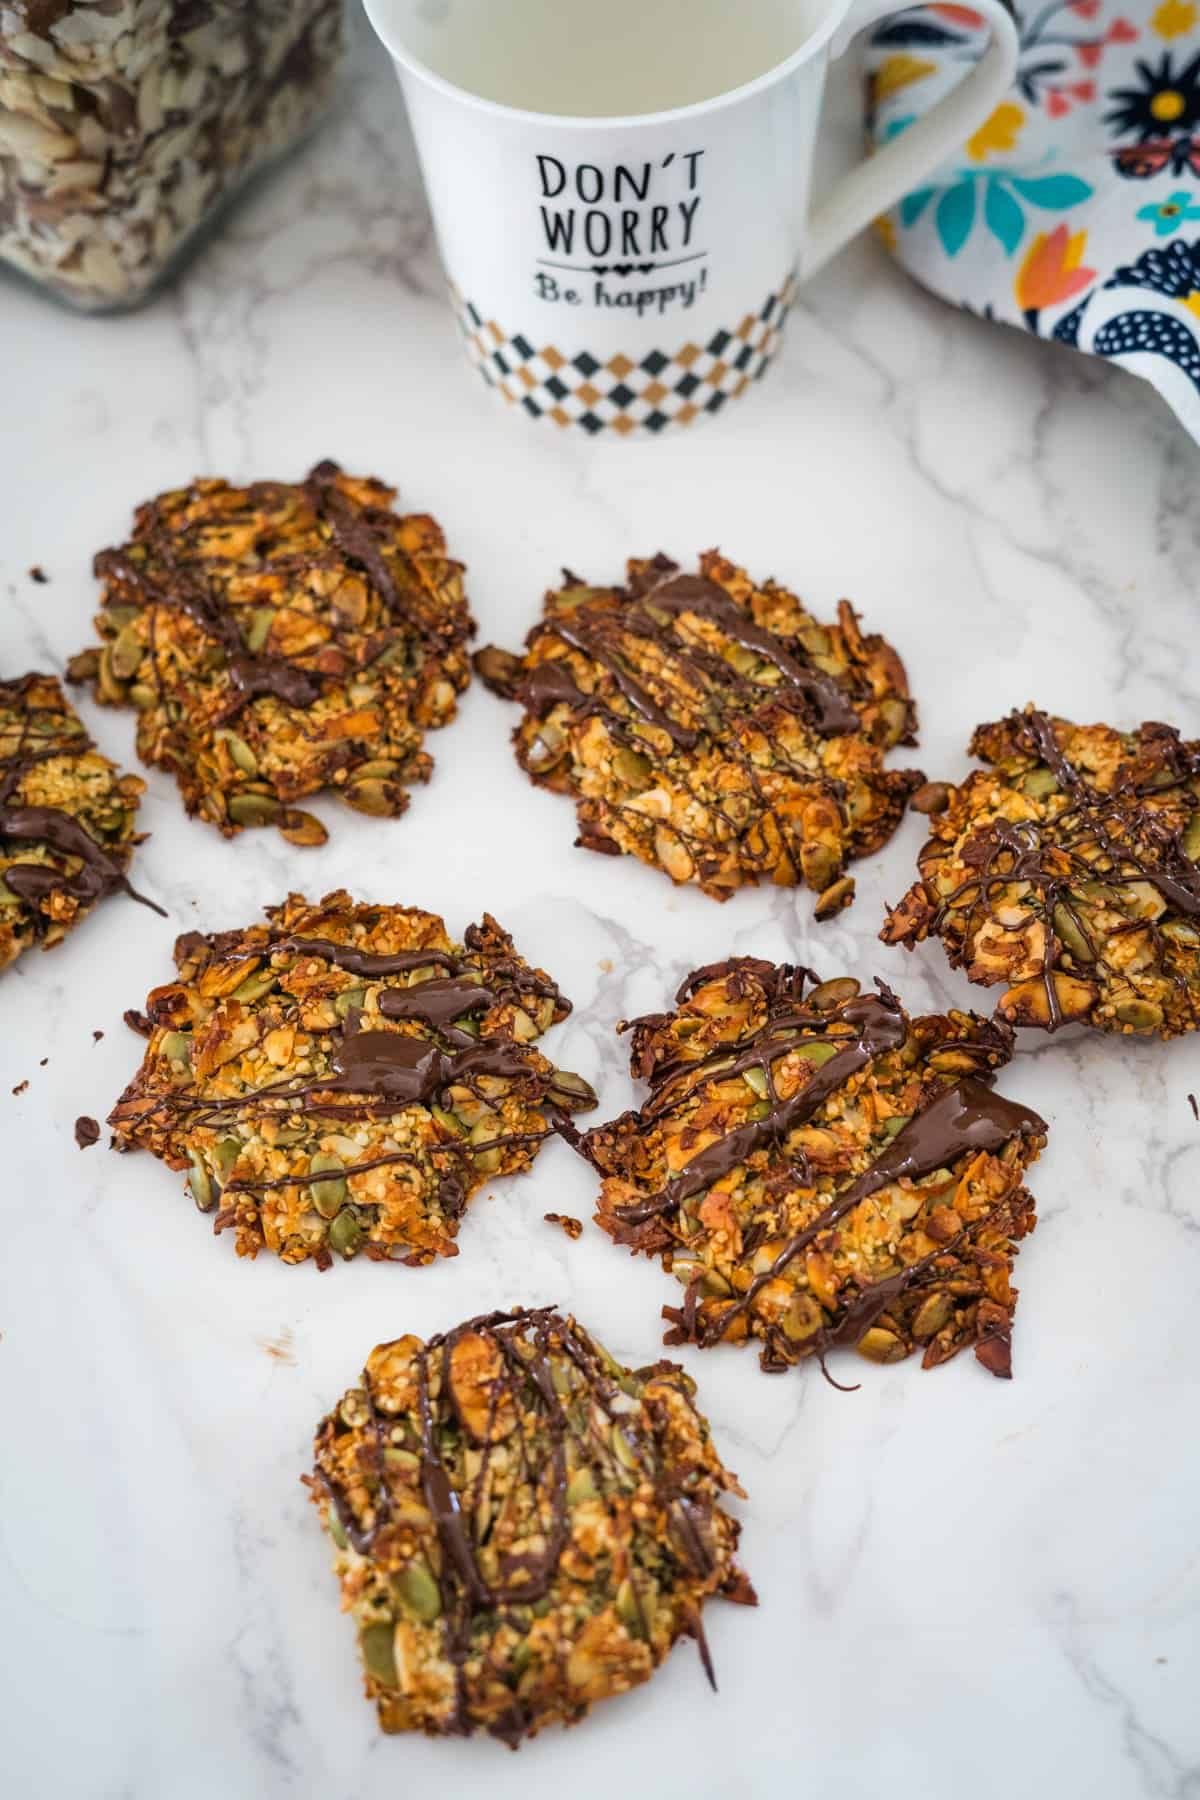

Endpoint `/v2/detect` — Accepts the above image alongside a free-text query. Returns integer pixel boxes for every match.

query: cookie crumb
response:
[1189,1093,1198,1122]
[123,1008,152,1037]
[92,1029,104,1042]
[12,1080,28,1096]
[29,565,47,584]
[75,1115,101,1149]
[544,1211,583,1240]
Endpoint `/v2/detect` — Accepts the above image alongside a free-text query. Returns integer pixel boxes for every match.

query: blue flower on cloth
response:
[865,0,1200,438]
[1136,186,1200,228]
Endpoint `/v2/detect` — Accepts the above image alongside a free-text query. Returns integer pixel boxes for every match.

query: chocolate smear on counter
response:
[74,1115,101,1149]
[1190,1093,1198,1123]
[28,566,47,584]
[12,1080,28,1096]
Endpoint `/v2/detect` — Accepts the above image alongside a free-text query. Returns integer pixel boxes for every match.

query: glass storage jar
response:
[0,1,345,311]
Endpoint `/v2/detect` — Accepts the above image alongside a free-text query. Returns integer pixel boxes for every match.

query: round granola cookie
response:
[108,891,595,1267]
[589,959,1047,1380]
[0,671,157,972]
[308,1306,755,1745]
[68,462,474,845]
[882,707,1200,1037]
[475,551,920,910]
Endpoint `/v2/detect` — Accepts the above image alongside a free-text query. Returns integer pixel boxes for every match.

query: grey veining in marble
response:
[1,11,1197,1800]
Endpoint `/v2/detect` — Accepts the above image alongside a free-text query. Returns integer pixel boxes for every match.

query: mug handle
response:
[804,0,1019,276]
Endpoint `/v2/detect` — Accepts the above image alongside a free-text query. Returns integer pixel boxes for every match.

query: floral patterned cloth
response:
[865,0,1200,434]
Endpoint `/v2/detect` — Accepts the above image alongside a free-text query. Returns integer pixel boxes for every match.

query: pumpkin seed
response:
[879,697,910,744]
[1022,768,1058,800]
[187,1150,214,1213]
[96,644,128,703]
[566,1468,597,1506]
[910,781,951,815]
[232,966,278,1003]
[882,1113,911,1138]
[309,1152,347,1219]
[213,1137,241,1176]
[372,638,410,671]
[395,1560,442,1622]
[327,1510,348,1551]
[129,682,156,711]
[912,1292,953,1340]
[360,1622,399,1688]
[1183,812,1200,863]
[613,748,653,789]
[795,1040,839,1067]
[383,1447,420,1471]
[160,1030,190,1066]
[1114,998,1163,1032]
[610,1427,639,1471]
[242,608,274,654]
[109,625,143,681]
[511,1639,533,1676]
[431,1106,467,1137]
[1052,902,1094,963]
[344,778,400,818]
[855,1327,906,1363]
[809,976,860,1012]
[227,790,280,827]
[472,644,522,690]
[215,729,259,777]
[469,1120,502,1174]
[782,1294,823,1341]
[525,723,566,772]
[815,876,856,920]
[742,1065,769,1099]
[547,1068,597,1108]
[801,843,840,892]
[329,1207,363,1255]
[279,809,327,848]
[1162,919,1200,945]
[354,759,399,780]
[616,1579,645,1634]
[334,986,367,1020]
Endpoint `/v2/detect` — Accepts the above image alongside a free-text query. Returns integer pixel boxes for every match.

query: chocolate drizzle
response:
[0,676,164,924]
[926,710,1200,1030]
[528,561,862,750]
[316,1306,750,1740]
[616,991,907,1225]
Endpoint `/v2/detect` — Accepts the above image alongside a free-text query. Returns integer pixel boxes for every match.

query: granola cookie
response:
[882,708,1200,1037]
[108,892,596,1267]
[68,462,473,845]
[0,671,157,971]
[475,552,920,909]
[307,1305,755,1745]
[588,959,1046,1379]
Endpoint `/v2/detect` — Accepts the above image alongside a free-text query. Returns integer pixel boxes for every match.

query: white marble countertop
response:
[2,14,1198,1800]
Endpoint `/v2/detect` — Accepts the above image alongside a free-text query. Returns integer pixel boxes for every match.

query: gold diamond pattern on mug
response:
[449,278,795,431]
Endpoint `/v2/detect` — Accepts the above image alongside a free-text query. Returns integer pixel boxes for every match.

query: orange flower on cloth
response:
[1015,225,1097,323]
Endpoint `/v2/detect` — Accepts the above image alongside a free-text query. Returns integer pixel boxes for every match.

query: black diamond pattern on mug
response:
[448,278,795,431]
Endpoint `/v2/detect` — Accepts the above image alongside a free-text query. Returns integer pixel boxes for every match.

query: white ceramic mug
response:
[366,0,1018,432]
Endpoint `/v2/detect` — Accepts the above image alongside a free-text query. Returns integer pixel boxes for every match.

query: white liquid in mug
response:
[400,0,817,116]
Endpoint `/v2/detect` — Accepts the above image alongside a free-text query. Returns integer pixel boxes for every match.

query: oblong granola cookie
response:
[1,671,157,971]
[475,552,920,909]
[108,892,596,1266]
[588,959,1046,1379]
[307,1306,755,1745]
[68,462,473,844]
[882,707,1200,1037]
